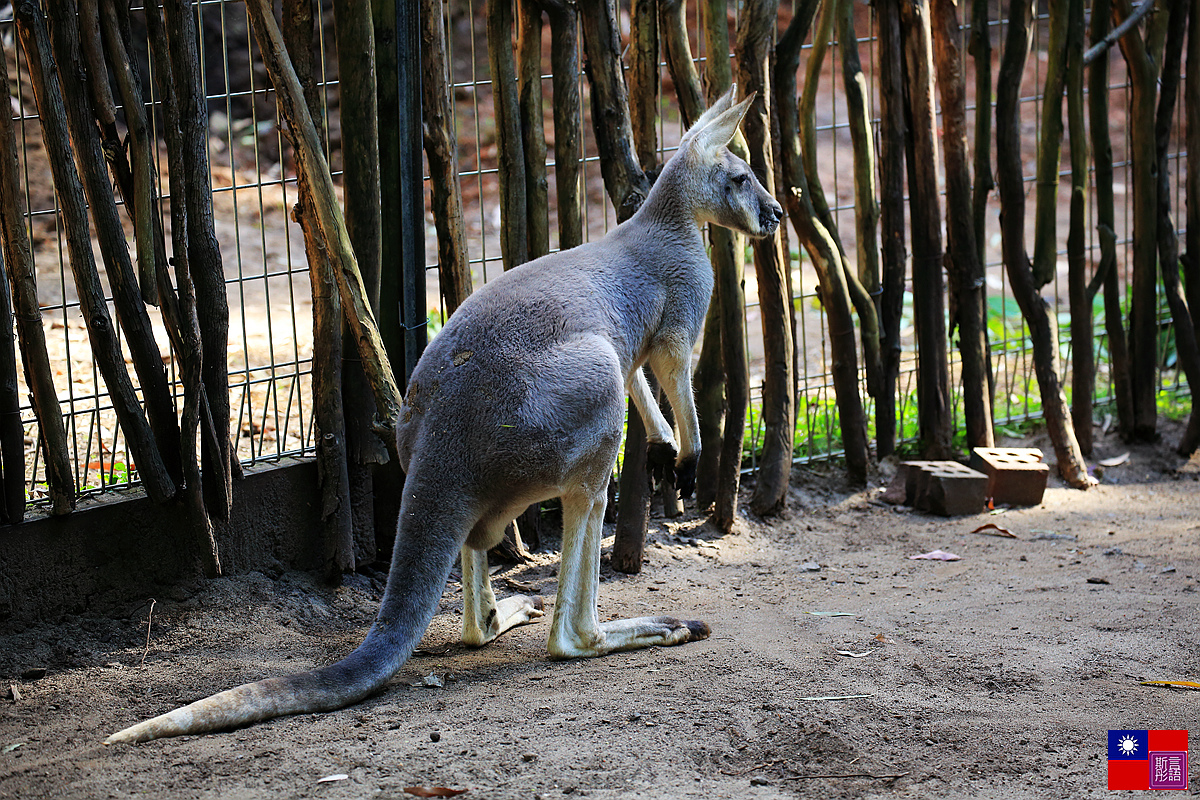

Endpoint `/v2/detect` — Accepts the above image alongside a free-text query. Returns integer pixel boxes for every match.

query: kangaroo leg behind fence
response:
[460,542,544,647]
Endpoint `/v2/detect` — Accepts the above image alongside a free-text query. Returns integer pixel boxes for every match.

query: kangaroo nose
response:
[760,199,783,235]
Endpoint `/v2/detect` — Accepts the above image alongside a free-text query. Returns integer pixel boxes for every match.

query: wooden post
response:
[518,0,549,261]
[1087,0,1133,440]
[739,0,794,515]
[659,0,704,126]
[543,0,583,250]
[332,0,387,565]
[81,0,157,306]
[488,0,528,271]
[1064,0,1094,454]
[930,0,993,448]
[282,0,355,574]
[838,0,883,401]
[245,0,403,450]
[899,0,951,458]
[702,0,751,530]
[162,0,234,520]
[16,1,177,506]
[45,0,184,490]
[968,0,993,273]
[1113,0,1160,440]
[1150,0,1200,456]
[876,0,907,458]
[421,0,472,313]
[580,0,651,221]
[144,0,219,574]
[995,0,1092,488]
[0,38,72,517]
[1182,0,1200,453]
[776,1,868,487]
[1030,0,1069,290]
[612,0,658,574]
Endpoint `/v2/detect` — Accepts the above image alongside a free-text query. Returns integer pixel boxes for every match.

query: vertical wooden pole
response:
[776,0,868,486]
[995,0,1091,488]
[0,39,73,516]
[285,0,355,574]
[702,0,751,530]
[1064,0,1094,454]
[145,0,218,573]
[899,0,951,458]
[518,0,549,261]
[162,0,234,519]
[1114,0,1160,440]
[876,0,907,458]
[739,0,794,515]
[544,0,583,250]
[612,0,658,574]
[421,0,473,313]
[488,0,529,271]
[1087,0,1133,440]
[931,0,993,448]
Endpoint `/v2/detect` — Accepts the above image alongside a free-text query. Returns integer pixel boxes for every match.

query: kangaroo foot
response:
[463,595,544,647]
[548,614,710,659]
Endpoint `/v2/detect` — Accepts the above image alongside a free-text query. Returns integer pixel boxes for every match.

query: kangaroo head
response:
[677,85,783,239]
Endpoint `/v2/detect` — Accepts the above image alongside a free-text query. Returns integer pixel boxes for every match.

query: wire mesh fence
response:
[0,1,1190,510]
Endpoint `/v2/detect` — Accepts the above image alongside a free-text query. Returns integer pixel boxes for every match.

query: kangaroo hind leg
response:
[547,490,709,659]
[460,539,544,648]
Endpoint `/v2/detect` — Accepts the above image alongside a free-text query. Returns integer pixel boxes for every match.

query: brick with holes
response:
[969,447,1050,507]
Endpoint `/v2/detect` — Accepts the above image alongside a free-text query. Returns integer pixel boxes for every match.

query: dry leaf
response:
[836,650,873,658]
[909,549,961,561]
[1140,680,1200,691]
[316,774,349,783]
[971,523,1017,539]
[1097,452,1130,467]
[404,787,468,798]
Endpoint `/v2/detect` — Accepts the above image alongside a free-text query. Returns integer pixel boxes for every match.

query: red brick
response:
[893,461,988,516]
[913,461,989,516]
[969,447,1049,507]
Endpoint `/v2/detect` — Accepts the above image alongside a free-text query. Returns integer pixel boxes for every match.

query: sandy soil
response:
[1,426,1197,800]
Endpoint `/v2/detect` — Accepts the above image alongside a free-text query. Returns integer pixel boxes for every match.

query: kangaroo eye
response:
[733,174,749,186]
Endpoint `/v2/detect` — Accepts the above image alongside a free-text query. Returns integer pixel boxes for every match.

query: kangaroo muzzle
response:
[757,197,784,238]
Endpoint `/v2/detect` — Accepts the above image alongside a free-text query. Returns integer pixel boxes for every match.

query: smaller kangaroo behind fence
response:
[105,86,782,744]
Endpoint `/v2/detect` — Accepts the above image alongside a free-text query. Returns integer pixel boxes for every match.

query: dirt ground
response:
[0,424,1198,800]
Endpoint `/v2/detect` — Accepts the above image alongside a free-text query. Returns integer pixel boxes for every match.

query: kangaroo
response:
[105,86,782,744]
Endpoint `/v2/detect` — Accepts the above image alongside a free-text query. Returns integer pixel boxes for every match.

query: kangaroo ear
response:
[681,84,738,142]
[684,89,754,153]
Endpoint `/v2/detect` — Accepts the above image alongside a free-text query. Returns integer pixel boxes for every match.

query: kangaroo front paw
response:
[675,453,698,499]
[647,441,679,487]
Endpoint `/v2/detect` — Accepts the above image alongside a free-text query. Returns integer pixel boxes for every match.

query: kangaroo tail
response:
[105,482,473,744]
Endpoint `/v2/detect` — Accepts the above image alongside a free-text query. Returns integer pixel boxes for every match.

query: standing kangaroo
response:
[106,87,782,744]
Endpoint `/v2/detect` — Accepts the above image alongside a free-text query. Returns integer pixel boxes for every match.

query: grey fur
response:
[104,86,781,744]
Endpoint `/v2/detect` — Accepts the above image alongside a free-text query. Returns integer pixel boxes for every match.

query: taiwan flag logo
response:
[1108,730,1189,790]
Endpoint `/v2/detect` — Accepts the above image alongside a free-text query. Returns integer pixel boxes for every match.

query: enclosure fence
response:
[0,0,1190,513]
